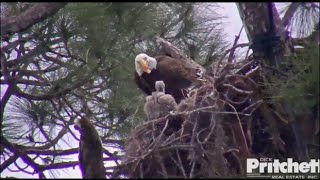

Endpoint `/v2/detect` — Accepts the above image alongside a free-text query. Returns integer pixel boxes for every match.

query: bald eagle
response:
[134,53,204,103]
[74,116,105,178]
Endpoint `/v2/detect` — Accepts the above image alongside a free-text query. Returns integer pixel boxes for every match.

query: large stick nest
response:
[113,59,271,178]
[112,37,319,178]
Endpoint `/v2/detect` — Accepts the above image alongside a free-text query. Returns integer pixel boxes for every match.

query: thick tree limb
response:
[236,3,270,43]
[1,3,67,36]
[236,3,307,161]
[236,3,286,43]
[37,161,79,171]
[0,51,14,129]
[0,136,40,173]
[6,37,65,68]
[0,153,20,173]
[14,79,88,101]
[1,136,79,174]
[282,3,301,27]
[270,3,286,36]
[25,148,78,156]
[1,78,50,86]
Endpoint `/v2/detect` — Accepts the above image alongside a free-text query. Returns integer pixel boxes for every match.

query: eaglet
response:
[144,81,177,120]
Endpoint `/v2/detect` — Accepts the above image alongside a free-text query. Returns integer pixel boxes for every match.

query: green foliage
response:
[268,43,319,114]
[3,97,55,144]
[62,2,228,137]
[1,2,228,143]
[1,3,228,177]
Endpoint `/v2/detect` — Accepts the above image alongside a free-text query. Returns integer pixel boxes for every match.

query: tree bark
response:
[236,3,287,43]
[236,3,271,43]
[282,3,301,27]
[1,3,67,36]
[236,2,311,162]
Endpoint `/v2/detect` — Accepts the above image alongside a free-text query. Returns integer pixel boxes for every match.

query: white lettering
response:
[280,161,287,173]
[309,159,320,173]
[246,158,320,174]
[287,158,299,173]
[273,159,280,173]
[272,175,284,179]
[268,160,273,173]
[247,158,259,173]
[299,162,309,173]
[259,162,267,173]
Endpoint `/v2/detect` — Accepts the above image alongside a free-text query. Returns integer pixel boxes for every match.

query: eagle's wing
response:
[157,57,190,79]
[156,56,195,88]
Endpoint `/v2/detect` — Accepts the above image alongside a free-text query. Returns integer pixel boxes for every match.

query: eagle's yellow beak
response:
[139,59,151,74]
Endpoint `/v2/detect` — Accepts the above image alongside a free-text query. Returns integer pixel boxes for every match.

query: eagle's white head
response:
[135,53,157,76]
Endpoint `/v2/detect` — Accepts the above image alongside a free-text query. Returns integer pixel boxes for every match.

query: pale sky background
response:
[1,2,290,179]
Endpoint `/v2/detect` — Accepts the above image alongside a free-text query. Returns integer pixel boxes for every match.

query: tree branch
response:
[24,148,78,156]
[0,153,19,173]
[282,3,301,27]
[37,161,78,171]
[1,3,67,36]
[0,135,40,173]
[228,26,244,63]
[0,51,14,129]
[1,78,50,86]
[14,78,89,101]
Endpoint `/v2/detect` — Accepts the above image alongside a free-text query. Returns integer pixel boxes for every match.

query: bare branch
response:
[282,3,301,27]
[214,43,249,76]
[37,161,78,171]
[24,148,78,156]
[0,153,19,173]
[14,79,89,101]
[1,3,67,36]
[228,26,244,63]
[1,78,50,86]
[0,85,14,128]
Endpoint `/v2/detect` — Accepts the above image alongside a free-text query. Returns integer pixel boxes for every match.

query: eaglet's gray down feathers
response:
[144,81,177,120]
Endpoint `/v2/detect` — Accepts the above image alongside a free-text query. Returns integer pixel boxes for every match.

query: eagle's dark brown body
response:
[134,56,193,103]
[74,116,105,179]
